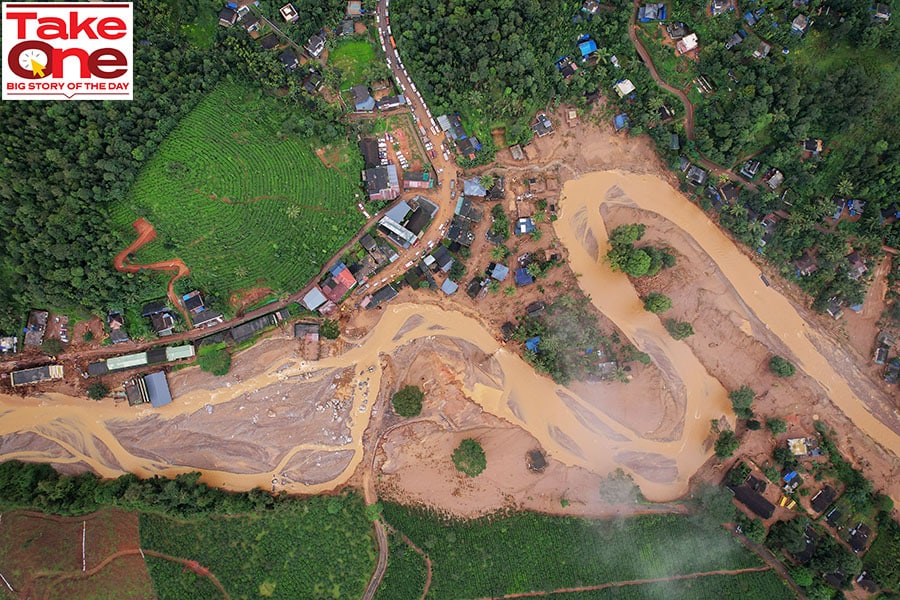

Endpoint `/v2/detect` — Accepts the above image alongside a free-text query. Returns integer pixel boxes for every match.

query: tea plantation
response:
[113,83,365,301]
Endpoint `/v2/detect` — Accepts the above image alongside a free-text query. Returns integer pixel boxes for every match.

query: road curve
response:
[627,1,695,139]
[626,1,757,188]
[362,520,390,600]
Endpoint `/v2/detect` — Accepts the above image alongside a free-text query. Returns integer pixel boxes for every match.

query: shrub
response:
[736,513,766,543]
[448,261,466,282]
[83,331,95,343]
[642,292,672,313]
[729,385,755,419]
[746,419,762,430]
[789,567,813,587]
[452,439,486,477]
[664,319,694,339]
[715,431,740,459]
[41,338,64,355]
[391,385,424,417]
[87,383,109,401]
[766,418,787,435]
[769,356,796,377]
[320,319,340,340]
[197,342,231,376]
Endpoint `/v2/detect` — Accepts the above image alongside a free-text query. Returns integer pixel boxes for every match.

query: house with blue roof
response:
[384,199,412,223]
[515,268,534,286]
[351,85,375,112]
[490,263,510,281]
[578,37,598,59]
[440,279,459,295]
[463,178,487,197]
[516,217,536,235]
[525,336,541,352]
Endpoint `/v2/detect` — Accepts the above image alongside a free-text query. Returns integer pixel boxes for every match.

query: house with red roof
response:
[321,262,357,303]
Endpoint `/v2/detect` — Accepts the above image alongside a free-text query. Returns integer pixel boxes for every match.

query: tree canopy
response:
[391,385,424,417]
[769,356,796,377]
[452,439,486,477]
[728,385,755,419]
[714,430,739,459]
[642,292,672,314]
[197,342,231,376]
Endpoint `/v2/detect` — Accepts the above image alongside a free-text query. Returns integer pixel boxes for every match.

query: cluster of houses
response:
[436,113,482,161]
[871,330,900,383]
[349,84,407,113]
[359,134,435,203]
[218,0,368,93]
[298,196,439,314]
[555,33,600,85]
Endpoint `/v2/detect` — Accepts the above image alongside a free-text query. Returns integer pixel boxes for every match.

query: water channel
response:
[0,170,895,502]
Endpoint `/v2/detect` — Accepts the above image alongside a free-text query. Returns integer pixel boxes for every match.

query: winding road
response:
[627,0,756,188]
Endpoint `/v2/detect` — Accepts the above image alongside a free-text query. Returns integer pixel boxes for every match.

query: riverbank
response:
[0,112,896,515]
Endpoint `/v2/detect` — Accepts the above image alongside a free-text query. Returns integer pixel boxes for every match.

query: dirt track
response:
[478,565,774,599]
[112,218,192,324]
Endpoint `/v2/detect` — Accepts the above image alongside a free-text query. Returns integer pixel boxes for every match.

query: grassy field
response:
[0,509,154,599]
[545,571,794,599]
[382,504,764,598]
[373,530,428,600]
[139,494,376,599]
[112,83,364,303]
[329,38,376,88]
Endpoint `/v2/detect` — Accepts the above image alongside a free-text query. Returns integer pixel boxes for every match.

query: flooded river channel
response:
[0,170,895,502]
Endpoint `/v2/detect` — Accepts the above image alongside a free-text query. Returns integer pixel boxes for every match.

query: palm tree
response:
[837,175,854,198]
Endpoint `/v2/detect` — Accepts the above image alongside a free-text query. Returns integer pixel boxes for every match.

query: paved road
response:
[364,0,461,285]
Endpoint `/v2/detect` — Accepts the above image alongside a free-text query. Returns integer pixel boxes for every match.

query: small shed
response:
[526,449,547,472]
[788,438,810,456]
[810,485,836,514]
[515,268,534,287]
[490,263,510,281]
[516,217,536,235]
[107,352,148,372]
[613,79,635,98]
[440,279,459,295]
[166,345,196,361]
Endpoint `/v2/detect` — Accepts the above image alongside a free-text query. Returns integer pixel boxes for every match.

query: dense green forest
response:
[0,0,347,332]
[390,0,668,145]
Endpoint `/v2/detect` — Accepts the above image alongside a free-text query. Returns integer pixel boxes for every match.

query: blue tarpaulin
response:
[579,39,598,58]
[525,336,541,352]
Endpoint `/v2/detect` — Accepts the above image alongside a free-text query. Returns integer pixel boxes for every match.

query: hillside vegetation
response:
[112,83,364,302]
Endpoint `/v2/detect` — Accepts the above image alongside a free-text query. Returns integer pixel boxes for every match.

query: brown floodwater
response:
[0,170,895,502]
[554,171,899,454]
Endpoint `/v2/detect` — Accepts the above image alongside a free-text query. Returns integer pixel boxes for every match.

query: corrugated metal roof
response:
[107,352,148,371]
[144,372,172,408]
[166,345,195,361]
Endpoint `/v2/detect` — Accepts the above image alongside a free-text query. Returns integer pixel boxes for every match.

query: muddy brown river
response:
[0,170,896,502]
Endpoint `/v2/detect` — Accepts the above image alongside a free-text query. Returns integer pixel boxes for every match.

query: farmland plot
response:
[113,83,364,302]
[382,504,765,598]
[139,494,375,599]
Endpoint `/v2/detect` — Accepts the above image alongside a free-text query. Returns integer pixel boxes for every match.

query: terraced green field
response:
[112,83,364,303]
